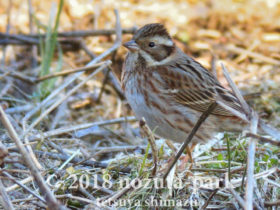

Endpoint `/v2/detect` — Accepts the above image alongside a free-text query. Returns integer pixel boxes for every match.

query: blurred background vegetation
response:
[0,0,280,209]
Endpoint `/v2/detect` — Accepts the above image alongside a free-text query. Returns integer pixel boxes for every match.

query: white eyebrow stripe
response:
[150,36,173,46]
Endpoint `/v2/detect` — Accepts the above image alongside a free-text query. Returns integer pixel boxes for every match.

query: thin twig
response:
[165,140,177,153]
[264,200,280,207]
[107,68,125,99]
[96,66,111,103]
[102,178,139,206]
[226,135,231,181]
[22,9,122,134]
[259,119,280,140]
[78,187,96,201]
[2,171,46,203]
[0,78,13,98]
[0,27,136,39]
[45,149,81,185]
[263,177,280,188]
[221,63,262,209]
[35,61,108,82]
[32,150,131,173]
[5,172,47,192]
[191,168,226,173]
[190,166,245,174]
[46,140,67,155]
[0,107,64,210]
[230,167,278,188]
[0,141,8,166]
[92,145,146,157]
[254,179,264,209]
[11,197,42,203]
[1,0,12,64]
[221,63,251,117]
[245,111,258,210]
[0,177,14,210]
[0,65,36,83]
[28,116,136,141]
[245,133,280,146]
[0,33,39,44]
[28,0,37,67]
[49,101,67,130]
[211,54,217,78]
[22,61,111,137]
[55,194,96,205]
[227,183,246,209]
[201,188,219,210]
[226,44,280,66]
[79,40,96,59]
[163,102,217,180]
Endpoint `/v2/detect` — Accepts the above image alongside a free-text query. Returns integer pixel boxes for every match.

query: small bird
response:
[121,23,279,145]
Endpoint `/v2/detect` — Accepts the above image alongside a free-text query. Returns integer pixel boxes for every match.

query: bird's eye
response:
[148,42,155,47]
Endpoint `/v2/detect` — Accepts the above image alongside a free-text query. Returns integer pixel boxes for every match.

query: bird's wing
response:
[156,55,248,119]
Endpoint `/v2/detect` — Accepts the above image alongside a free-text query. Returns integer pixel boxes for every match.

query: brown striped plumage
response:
[121,23,249,143]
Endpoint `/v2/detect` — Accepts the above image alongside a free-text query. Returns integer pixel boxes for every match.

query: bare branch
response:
[0,27,136,41]
[0,107,65,210]
[0,177,14,210]
[201,189,219,210]
[221,63,251,117]
[245,132,280,146]
[245,111,258,210]
[227,183,246,209]
[2,171,46,203]
[35,61,108,83]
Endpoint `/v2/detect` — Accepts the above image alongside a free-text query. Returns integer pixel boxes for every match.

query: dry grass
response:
[0,0,280,209]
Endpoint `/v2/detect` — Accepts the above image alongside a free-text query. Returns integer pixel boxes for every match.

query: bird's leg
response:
[165,140,177,153]
[179,144,196,171]
[163,102,217,180]
[186,144,195,163]
[139,118,158,176]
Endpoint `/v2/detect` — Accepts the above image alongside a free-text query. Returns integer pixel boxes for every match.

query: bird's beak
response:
[123,40,139,51]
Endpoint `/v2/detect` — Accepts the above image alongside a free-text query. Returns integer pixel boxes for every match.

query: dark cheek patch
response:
[163,45,174,57]
[148,45,174,61]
